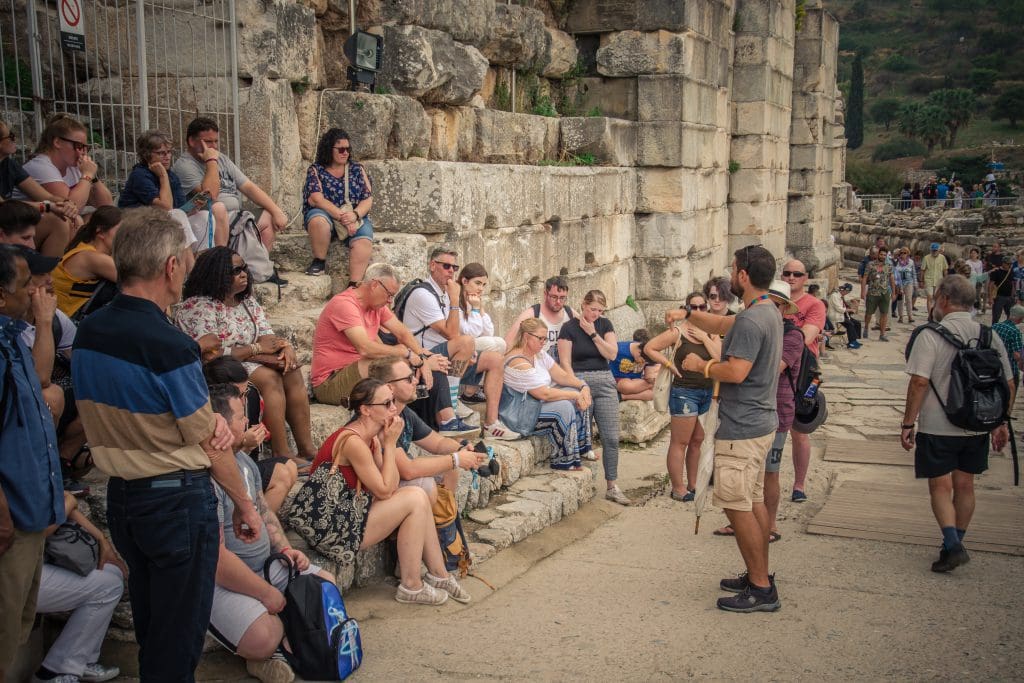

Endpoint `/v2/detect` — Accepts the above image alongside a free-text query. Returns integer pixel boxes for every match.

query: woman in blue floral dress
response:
[302,128,374,282]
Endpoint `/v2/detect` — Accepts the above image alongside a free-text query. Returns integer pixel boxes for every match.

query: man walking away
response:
[901,275,1013,572]
[73,208,261,682]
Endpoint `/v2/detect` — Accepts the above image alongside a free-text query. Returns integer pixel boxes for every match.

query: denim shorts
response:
[303,207,374,246]
[669,385,713,418]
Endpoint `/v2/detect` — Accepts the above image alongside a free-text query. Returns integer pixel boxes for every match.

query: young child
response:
[609,329,656,400]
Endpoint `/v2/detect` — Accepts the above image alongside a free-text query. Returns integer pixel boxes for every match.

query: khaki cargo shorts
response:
[312,363,363,406]
[712,432,776,512]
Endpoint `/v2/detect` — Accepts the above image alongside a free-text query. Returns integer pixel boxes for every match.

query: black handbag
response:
[44,522,99,576]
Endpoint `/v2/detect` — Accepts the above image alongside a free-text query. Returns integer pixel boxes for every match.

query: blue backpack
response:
[263,553,363,680]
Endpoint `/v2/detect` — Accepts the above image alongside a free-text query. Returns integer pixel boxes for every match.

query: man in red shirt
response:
[780,259,826,503]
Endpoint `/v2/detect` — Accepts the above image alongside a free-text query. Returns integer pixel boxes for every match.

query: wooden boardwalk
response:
[823,438,913,466]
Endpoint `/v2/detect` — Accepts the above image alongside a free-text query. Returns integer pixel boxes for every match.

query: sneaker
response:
[791,489,807,503]
[246,654,295,683]
[879,335,890,342]
[848,340,862,349]
[438,418,480,439]
[63,479,90,497]
[266,269,289,286]
[931,544,970,573]
[395,581,449,605]
[720,572,775,593]
[81,663,120,683]
[460,391,487,404]
[484,419,520,440]
[716,584,781,613]
[304,259,325,276]
[424,571,471,603]
[605,485,631,506]
[454,401,478,420]
[669,489,695,502]
[32,675,79,683]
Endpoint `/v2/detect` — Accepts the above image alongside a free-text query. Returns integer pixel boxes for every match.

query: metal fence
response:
[857,193,1020,212]
[1,0,239,194]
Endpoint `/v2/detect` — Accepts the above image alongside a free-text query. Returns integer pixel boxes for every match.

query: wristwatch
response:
[589,332,598,339]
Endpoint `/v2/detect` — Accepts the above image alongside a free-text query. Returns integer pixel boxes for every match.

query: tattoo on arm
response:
[260,503,288,551]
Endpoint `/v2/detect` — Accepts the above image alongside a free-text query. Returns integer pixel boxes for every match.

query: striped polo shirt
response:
[73,293,214,480]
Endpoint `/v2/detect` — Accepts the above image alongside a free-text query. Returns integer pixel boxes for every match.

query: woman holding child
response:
[310,378,470,606]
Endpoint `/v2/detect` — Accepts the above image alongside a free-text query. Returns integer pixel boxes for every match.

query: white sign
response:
[58,0,85,52]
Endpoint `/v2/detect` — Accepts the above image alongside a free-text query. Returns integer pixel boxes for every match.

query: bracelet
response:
[38,202,49,213]
[280,546,291,553]
[80,175,95,184]
[663,362,673,369]
[703,359,719,379]
[250,343,260,358]
[449,306,461,313]
[453,452,460,469]
[205,158,218,164]
[901,424,915,430]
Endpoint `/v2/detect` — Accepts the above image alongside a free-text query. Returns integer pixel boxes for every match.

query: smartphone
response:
[179,188,210,214]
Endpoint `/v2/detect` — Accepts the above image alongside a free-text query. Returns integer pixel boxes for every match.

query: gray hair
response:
[1010,305,1024,322]
[112,207,189,285]
[428,245,457,262]
[935,275,975,310]
[135,129,173,165]
[361,262,398,284]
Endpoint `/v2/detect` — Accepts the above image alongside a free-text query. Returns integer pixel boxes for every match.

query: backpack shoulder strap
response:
[531,303,541,317]
[977,324,992,349]
[905,321,963,360]
[565,306,575,320]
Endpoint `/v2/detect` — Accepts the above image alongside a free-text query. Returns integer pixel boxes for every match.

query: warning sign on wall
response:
[58,0,85,52]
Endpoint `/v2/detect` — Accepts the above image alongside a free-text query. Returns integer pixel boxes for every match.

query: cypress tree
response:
[847,53,864,149]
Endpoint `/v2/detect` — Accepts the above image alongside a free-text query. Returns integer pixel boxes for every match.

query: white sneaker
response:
[32,676,79,683]
[424,571,471,603]
[81,663,120,683]
[246,654,295,683]
[454,401,478,421]
[605,485,631,506]
[484,419,520,440]
[395,581,449,605]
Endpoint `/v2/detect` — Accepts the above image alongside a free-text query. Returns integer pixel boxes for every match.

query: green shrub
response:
[971,54,1004,70]
[846,160,903,195]
[968,68,998,95]
[880,53,917,73]
[907,75,945,95]
[871,138,926,161]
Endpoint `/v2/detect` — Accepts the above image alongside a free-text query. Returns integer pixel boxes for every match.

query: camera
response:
[414,381,429,400]
[472,441,501,478]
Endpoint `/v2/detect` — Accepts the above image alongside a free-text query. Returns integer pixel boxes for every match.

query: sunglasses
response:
[689,303,708,311]
[782,270,806,278]
[388,373,417,385]
[434,261,460,272]
[334,145,350,153]
[707,292,721,301]
[59,136,90,152]
[367,398,396,409]
[232,264,248,275]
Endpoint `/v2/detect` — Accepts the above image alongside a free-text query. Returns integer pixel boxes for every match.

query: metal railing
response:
[856,194,1020,212]
[1,0,239,194]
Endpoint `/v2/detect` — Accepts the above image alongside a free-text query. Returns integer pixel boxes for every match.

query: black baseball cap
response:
[12,245,59,274]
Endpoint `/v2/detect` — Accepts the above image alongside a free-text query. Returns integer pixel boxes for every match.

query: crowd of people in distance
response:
[896,174,1000,210]
[2,109,1020,683]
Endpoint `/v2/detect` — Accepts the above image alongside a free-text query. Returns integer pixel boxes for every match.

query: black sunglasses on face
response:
[690,303,708,311]
[232,264,248,275]
[782,270,806,278]
[334,146,350,153]
[434,261,459,272]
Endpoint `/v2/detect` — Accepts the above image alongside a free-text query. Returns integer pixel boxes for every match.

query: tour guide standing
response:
[666,244,783,612]
[73,208,262,682]
[0,245,65,679]
[901,274,1012,573]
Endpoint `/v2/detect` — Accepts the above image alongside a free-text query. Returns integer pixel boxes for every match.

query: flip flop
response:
[713,525,735,536]
[769,531,782,543]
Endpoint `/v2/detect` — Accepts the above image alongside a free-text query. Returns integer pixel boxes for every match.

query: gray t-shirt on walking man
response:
[717,302,784,441]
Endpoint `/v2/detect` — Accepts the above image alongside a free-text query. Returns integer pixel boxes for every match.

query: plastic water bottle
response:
[803,377,821,400]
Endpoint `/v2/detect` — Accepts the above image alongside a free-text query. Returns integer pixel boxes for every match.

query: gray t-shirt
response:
[215,452,270,572]
[717,302,783,440]
[905,311,1012,437]
[171,153,250,213]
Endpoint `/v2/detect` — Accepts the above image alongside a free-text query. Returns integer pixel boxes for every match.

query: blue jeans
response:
[669,385,713,418]
[303,208,374,247]
[106,472,220,683]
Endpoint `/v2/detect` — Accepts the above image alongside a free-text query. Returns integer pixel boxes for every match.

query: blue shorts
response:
[669,386,713,418]
[303,208,374,247]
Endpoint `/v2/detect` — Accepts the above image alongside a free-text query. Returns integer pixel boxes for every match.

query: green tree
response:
[914,104,949,153]
[847,54,864,149]
[990,86,1024,128]
[869,98,903,131]
[968,68,998,95]
[898,102,922,138]
[926,88,975,148]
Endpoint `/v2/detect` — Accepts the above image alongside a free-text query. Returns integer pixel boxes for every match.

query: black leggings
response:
[842,316,862,342]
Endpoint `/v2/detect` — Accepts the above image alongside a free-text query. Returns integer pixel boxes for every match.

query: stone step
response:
[265,309,321,364]
[253,270,334,314]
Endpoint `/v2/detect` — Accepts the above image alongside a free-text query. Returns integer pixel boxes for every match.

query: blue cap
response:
[930,242,940,250]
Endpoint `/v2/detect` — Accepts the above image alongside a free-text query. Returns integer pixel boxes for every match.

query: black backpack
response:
[783,319,821,417]
[531,303,574,320]
[263,553,363,680]
[379,278,443,346]
[905,322,1010,432]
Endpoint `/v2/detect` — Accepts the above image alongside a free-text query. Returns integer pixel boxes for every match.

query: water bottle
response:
[803,377,821,400]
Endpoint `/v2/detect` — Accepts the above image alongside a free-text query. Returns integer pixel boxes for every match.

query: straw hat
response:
[767,279,799,315]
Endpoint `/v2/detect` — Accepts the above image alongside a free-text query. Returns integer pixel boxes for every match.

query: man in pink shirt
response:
[311,263,446,407]
[780,259,826,503]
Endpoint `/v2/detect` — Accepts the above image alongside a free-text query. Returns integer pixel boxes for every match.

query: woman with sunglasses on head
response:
[556,289,631,505]
[203,357,299,514]
[309,378,470,606]
[302,128,373,283]
[0,117,82,257]
[499,317,594,471]
[176,247,315,471]
[643,291,722,502]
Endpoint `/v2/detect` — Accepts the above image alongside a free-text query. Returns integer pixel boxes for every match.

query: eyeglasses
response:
[58,136,89,152]
[690,303,708,311]
[546,293,568,302]
[375,278,397,299]
[782,270,806,278]
[527,332,547,342]
[232,264,248,275]
[366,398,396,409]
[155,148,174,157]
[334,145,350,153]
[434,261,459,272]
[388,373,416,385]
